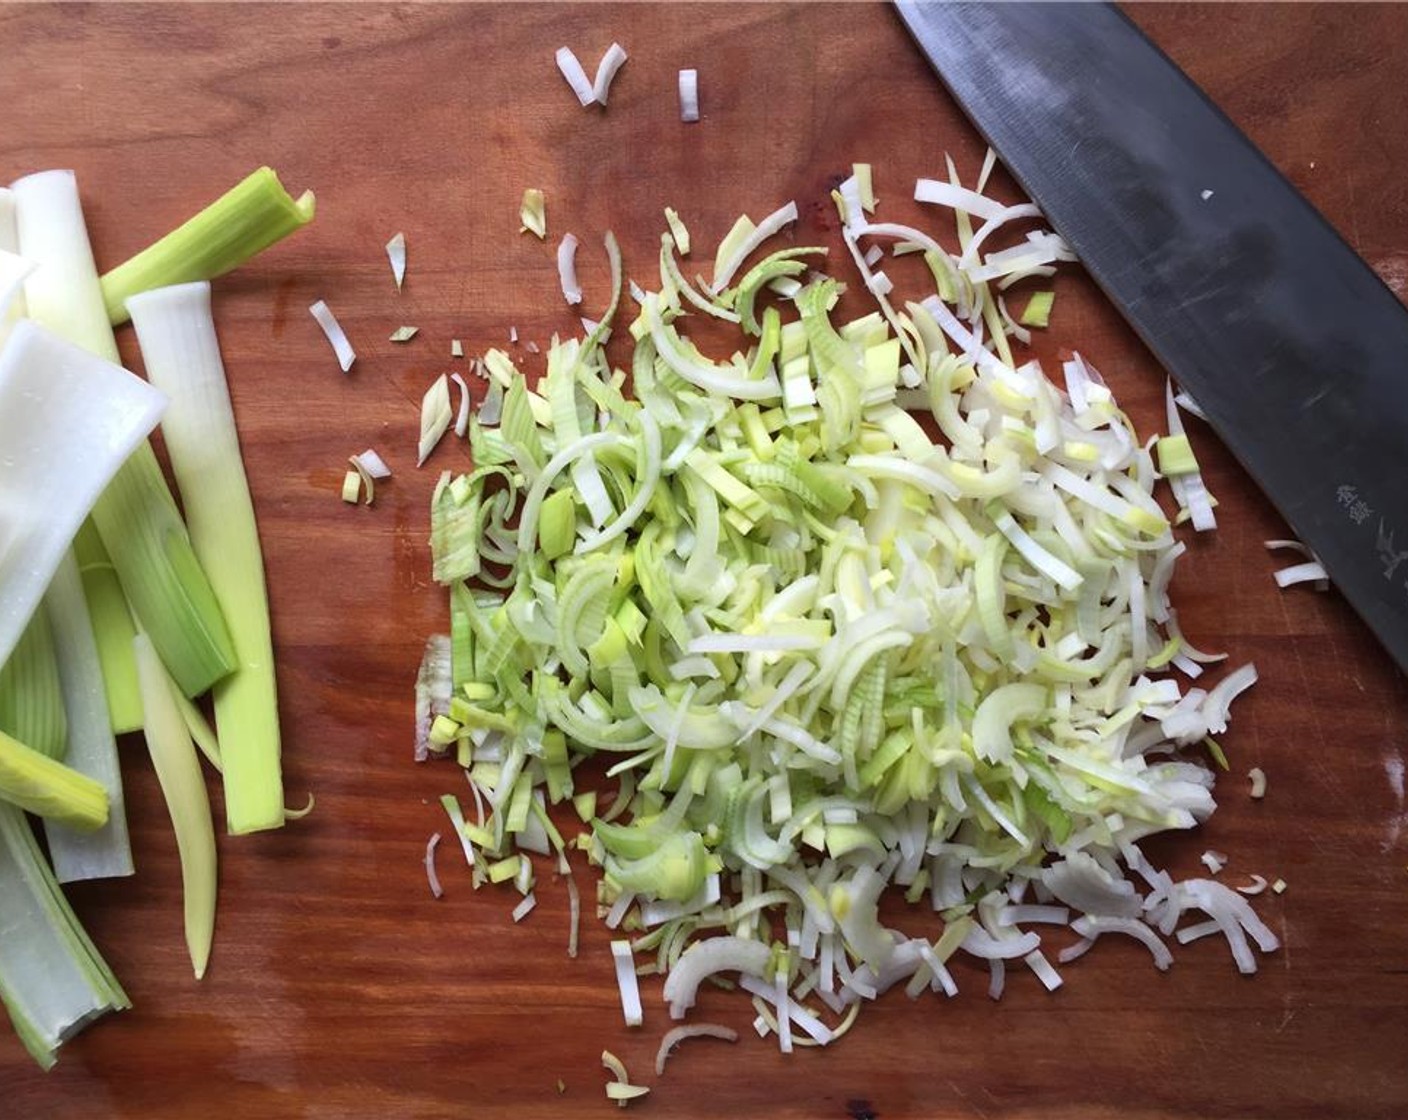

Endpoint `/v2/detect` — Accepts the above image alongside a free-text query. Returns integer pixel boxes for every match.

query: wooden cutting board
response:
[5,4,1408,1117]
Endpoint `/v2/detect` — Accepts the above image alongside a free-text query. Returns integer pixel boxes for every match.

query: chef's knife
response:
[895,1,1408,673]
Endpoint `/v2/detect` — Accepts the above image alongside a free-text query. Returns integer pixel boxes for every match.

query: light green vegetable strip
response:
[134,634,217,979]
[99,166,314,325]
[0,729,108,831]
[127,281,284,834]
[0,802,130,1070]
[13,169,238,699]
[72,523,144,734]
[0,611,67,761]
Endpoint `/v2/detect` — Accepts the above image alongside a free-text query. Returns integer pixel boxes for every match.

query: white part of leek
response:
[418,373,454,466]
[10,171,121,363]
[555,46,596,107]
[355,448,392,480]
[612,939,644,1026]
[0,320,166,668]
[592,42,629,106]
[41,554,134,882]
[127,281,284,834]
[557,233,583,305]
[913,178,1010,221]
[309,299,355,372]
[0,802,130,1070]
[679,68,700,122]
[386,232,406,291]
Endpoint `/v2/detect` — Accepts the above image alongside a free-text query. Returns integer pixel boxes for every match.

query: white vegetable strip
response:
[710,201,799,292]
[418,374,454,466]
[913,178,1010,220]
[354,448,392,479]
[557,232,583,305]
[450,373,472,438]
[654,1023,738,1075]
[555,46,596,106]
[425,833,444,899]
[41,555,134,882]
[1070,915,1173,971]
[663,936,771,1018]
[0,320,165,668]
[679,68,700,122]
[591,42,629,105]
[385,231,406,291]
[309,299,355,372]
[612,939,644,1026]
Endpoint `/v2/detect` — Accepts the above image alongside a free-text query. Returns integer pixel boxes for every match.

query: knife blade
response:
[895,0,1408,672]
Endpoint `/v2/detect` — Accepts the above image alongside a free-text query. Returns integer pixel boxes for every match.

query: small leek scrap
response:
[13,169,237,699]
[129,282,286,834]
[592,42,629,106]
[99,166,314,325]
[419,374,454,466]
[678,68,700,122]
[310,299,356,372]
[0,802,130,1070]
[389,325,418,343]
[386,231,406,291]
[601,1050,649,1108]
[555,46,596,107]
[0,318,165,669]
[521,189,547,239]
[134,634,217,980]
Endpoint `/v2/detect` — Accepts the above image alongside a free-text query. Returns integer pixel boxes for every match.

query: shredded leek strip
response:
[134,634,217,979]
[99,166,314,324]
[13,170,238,698]
[419,170,1273,1049]
[128,282,284,834]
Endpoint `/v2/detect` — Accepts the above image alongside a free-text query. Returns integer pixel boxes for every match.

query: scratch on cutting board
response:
[1383,750,1406,853]
[1279,913,1292,972]
[1276,1007,1298,1034]
[946,1081,992,1120]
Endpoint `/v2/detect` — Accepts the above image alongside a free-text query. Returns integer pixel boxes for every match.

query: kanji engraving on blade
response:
[1376,519,1408,581]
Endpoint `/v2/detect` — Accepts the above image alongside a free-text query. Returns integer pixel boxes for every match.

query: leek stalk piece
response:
[134,635,218,978]
[0,803,130,1070]
[72,523,144,734]
[99,166,314,325]
[42,554,136,881]
[0,729,108,831]
[128,282,284,834]
[0,611,67,761]
[13,169,238,697]
[0,319,166,669]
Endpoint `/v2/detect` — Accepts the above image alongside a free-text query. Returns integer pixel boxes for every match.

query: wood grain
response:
[4,4,1408,1117]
